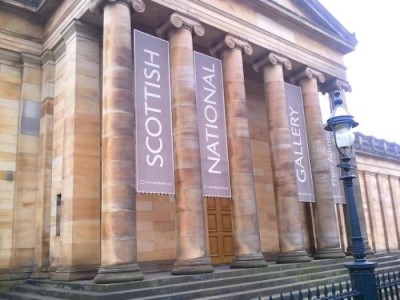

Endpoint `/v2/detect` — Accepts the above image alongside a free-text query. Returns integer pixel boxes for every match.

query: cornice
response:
[156,12,205,39]
[290,67,325,85]
[355,132,400,163]
[210,34,253,57]
[89,0,145,15]
[149,0,348,80]
[253,52,292,73]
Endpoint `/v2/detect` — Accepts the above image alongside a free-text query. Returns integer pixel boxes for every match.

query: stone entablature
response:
[355,132,400,162]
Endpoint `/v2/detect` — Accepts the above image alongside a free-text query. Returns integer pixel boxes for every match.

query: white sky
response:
[318,0,400,144]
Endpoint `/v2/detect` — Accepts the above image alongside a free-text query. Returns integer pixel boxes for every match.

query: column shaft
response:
[214,35,266,268]
[160,13,213,275]
[94,2,144,283]
[298,71,344,258]
[258,56,310,262]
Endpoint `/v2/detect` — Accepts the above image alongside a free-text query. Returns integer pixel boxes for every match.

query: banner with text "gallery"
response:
[134,30,175,195]
[194,52,231,197]
[285,83,315,202]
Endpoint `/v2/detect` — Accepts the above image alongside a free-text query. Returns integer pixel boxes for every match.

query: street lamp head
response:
[324,90,359,157]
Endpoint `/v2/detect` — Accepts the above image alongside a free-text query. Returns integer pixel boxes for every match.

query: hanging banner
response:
[134,30,175,194]
[285,83,315,202]
[325,131,346,203]
[194,52,231,197]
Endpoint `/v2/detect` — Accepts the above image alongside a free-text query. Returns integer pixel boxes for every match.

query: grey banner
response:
[134,30,175,195]
[285,83,315,202]
[194,52,231,197]
[325,131,346,203]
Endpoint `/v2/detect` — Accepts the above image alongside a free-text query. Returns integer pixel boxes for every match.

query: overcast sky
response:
[318,0,400,144]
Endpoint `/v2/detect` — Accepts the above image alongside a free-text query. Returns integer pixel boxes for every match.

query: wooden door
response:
[207,198,233,265]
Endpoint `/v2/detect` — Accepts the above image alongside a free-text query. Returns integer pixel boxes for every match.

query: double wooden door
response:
[207,198,233,265]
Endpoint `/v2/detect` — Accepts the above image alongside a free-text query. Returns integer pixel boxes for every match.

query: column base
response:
[94,263,144,284]
[52,265,99,281]
[314,247,345,259]
[172,256,214,275]
[230,253,267,269]
[0,267,31,281]
[30,266,50,279]
[276,250,311,264]
[346,241,374,257]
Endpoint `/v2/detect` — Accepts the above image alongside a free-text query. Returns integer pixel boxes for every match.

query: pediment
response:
[251,0,357,53]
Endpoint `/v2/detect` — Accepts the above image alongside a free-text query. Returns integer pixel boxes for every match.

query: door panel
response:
[207,198,233,265]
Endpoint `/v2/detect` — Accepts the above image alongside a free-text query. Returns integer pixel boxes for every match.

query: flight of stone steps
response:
[1,252,400,300]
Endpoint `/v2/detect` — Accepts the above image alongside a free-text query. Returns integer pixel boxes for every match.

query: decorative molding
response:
[321,78,352,94]
[210,34,253,57]
[60,19,102,44]
[20,52,41,68]
[53,40,66,62]
[253,52,291,73]
[89,0,145,15]
[0,48,21,65]
[156,12,205,39]
[41,49,55,69]
[355,132,400,162]
[290,67,325,85]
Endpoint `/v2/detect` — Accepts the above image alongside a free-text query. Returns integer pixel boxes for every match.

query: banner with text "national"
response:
[134,30,175,195]
[194,52,231,198]
[285,83,315,202]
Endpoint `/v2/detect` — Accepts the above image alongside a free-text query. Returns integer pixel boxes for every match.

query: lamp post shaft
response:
[339,157,378,299]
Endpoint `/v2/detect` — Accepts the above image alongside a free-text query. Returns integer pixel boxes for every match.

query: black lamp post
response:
[324,91,378,299]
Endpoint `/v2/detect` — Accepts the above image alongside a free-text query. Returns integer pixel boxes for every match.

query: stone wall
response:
[355,133,400,253]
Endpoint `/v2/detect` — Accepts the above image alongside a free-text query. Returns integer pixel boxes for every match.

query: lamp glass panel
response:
[334,123,355,148]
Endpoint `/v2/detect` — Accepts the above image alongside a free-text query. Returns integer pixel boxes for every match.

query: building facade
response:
[1,0,399,284]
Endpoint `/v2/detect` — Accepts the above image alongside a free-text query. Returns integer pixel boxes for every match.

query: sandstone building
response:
[1,0,400,284]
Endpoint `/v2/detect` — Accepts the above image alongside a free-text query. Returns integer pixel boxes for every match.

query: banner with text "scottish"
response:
[134,30,175,194]
[285,83,315,202]
[194,52,231,197]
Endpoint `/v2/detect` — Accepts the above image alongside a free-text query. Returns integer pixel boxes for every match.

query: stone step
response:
[1,252,400,300]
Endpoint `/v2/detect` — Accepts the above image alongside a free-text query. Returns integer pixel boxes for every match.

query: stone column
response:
[322,79,373,255]
[157,12,214,275]
[52,20,102,281]
[292,68,344,259]
[210,35,267,268]
[89,0,145,283]
[253,53,310,263]
[32,50,55,279]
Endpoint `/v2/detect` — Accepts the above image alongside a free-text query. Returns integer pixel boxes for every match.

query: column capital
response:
[321,78,352,94]
[253,52,292,73]
[210,34,253,57]
[89,0,145,15]
[290,67,325,85]
[61,20,102,44]
[156,12,205,39]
